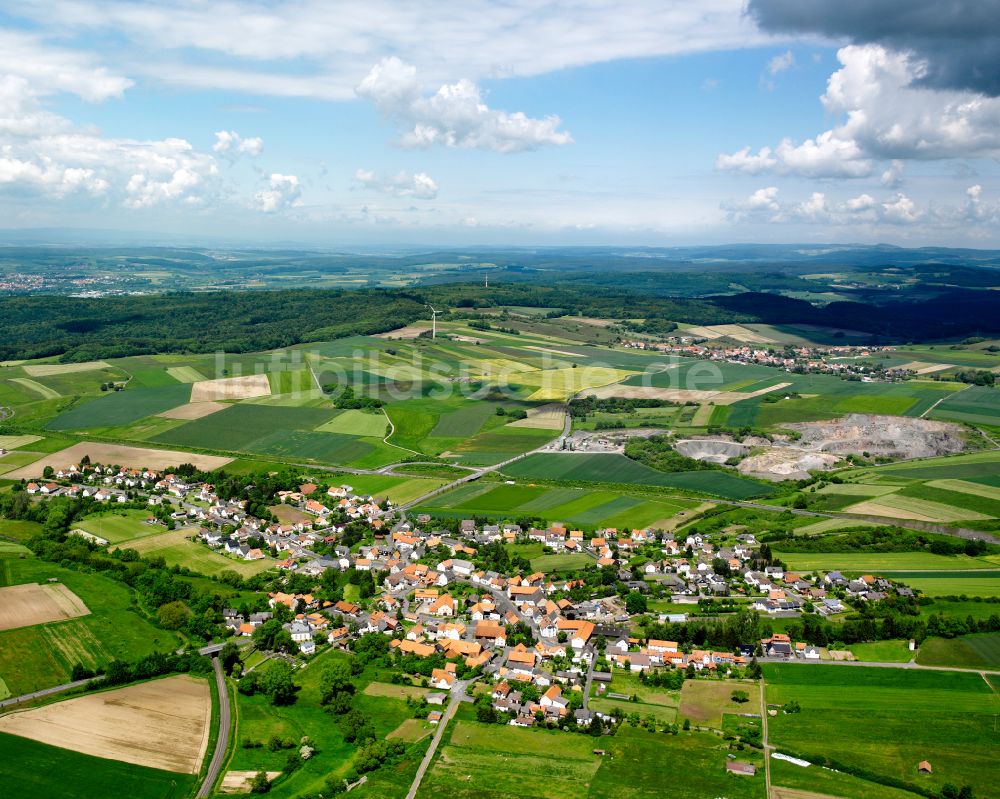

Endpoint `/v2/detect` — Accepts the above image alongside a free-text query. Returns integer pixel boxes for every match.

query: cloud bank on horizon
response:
[0,0,998,244]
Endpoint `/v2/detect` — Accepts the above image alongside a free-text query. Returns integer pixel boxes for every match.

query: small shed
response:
[918,761,933,774]
[726,761,757,776]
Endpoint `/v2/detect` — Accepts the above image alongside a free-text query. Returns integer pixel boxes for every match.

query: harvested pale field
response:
[374,322,432,339]
[0,434,41,449]
[683,325,724,340]
[844,497,991,523]
[827,650,855,661]
[711,382,793,405]
[524,346,586,358]
[588,385,721,402]
[221,771,282,793]
[190,374,271,402]
[269,504,313,524]
[4,442,232,479]
[690,404,715,425]
[897,361,955,375]
[701,324,777,344]
[158,401,229,420]
[166,365,208,383]
[928,478,1000,501]
[0,582,90,631]
[772,788,845,799]
[8,377,60,399]
[0,675,211,774]
[508,403,566,430]
[22,360,111,377]
[363,681,429,700]
[651,502,715,531]
[572,316,617,328]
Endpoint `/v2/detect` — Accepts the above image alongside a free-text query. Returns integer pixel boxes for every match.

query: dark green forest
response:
[4,276,1000,361]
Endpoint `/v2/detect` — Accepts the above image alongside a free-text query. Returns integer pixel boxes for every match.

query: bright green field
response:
[762,664,999,799]
[847,450,1000,481]
[930,385,1000,426]
[879,571,1000,597]
[500,453,770,499]
[417,714,765,799]
[775,551,999,572]
[916,632,1000,669]
[165,365,206,383]
[231,651,416,798]
[0,519,44,542]
[315,409,389,437]
[121,528,274,578]
[416,481,698,530]
[336,474,447,505]
[769,756,924,799]
[0,732,196,799]
[148,403,399,468]
[74,510,164,544]
[529,552,593,573]
[0,554,183,695]
[46,383,194,430]
[848,639,914,662]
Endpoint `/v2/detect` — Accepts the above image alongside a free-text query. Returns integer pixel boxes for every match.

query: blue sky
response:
[0,1,998,246]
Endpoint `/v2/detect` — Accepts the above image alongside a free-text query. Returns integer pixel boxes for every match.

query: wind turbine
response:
[484,272,488,290]
[427,304,439,339]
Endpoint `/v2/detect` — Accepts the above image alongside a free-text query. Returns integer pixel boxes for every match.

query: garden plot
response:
[190,373,271,401]
[0,675,211,774]
[0,582,90,631]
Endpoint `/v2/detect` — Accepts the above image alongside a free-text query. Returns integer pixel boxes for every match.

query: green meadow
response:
[230,650,419,798]
[416,712,765,799]
[916,632,1000,669]
[122,528,274,578]
[416,481,698,530]
[501,452,771,499]
[762,664,999,799]
[0,553,183,696]
[0,733,196,799]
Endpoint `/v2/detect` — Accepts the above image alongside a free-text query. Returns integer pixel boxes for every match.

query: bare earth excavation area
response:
[676,414,967,481]
[0,675,212,774]
[0,582,90,631]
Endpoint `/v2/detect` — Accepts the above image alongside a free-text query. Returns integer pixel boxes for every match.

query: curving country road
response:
[197,657,231,798]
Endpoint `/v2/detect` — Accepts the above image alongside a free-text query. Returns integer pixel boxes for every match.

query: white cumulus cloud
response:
[767,50,795,75]
[356,57,573,153]
[718,44,1000,178]
[355,168,438,199]
[254,172,302,212]
[213,130,263,157]
[0,38,218,209]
